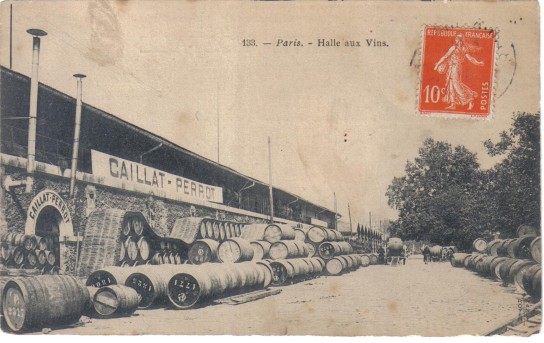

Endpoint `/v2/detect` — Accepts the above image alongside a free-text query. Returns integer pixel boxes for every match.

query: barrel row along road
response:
[50,256,522,336]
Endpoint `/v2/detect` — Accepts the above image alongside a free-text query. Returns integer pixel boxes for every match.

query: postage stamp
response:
[418,26,496,118]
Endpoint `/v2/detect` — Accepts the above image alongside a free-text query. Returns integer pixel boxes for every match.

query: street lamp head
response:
[73,74,87,79]
[26,29,48,37]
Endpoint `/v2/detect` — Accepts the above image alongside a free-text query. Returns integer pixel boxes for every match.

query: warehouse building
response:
[0,65,337,274]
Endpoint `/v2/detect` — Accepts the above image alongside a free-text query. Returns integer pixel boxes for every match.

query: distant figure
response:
[377,246,386,265]
[423,245,431,264]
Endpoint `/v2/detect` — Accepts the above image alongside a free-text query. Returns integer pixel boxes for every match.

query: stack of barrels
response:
[295,226,344,258]
[187,223,301,264]
[86,262,273,311]
[170,217,245,243]
[324,254,365,276]
[450,233,541,299]
[0,233,59,274]
[269,257,324,285]
[117,216,186,267]
[195,219,244,241]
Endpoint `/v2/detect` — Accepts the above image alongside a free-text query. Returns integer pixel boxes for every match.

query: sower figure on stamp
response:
[434,34,484,110]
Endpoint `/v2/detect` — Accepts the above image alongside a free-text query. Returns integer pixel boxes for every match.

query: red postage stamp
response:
[419,26,496,118]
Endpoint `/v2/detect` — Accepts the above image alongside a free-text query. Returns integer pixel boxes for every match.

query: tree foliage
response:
[386,112,540,251]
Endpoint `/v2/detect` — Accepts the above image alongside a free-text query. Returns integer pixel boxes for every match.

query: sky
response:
[0,0,540,229]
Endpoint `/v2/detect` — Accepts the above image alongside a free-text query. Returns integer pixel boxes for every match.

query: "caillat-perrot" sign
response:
[91,150,223,203]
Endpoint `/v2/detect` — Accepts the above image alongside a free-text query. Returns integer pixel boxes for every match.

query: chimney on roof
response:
[25,28,47,193]
[70,73,86,197]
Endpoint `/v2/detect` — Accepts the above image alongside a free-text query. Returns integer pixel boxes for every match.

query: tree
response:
[483,112,540,236]
[386,112,540,251]
[386,138,483,249]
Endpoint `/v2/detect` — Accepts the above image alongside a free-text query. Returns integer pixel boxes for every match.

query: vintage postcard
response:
[0,0,541,337]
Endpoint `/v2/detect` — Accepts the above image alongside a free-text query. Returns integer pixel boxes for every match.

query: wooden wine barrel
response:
[472,238,487,253]
[450,253,470,268]
[338,255,355,271]
[188,239,219,265]
[486,240,501,256]
[368,253,378,265]
[150,253,161,265]
[517,224,538,238]
[174,253,183,265]
[256,260,274,288]
[481,256,502,276]
[37,250,47,267]
[263,224,296,243]
[12,233,26,247]
[212,222,220,240]
[199,220,208,239]
[36,236,47,251]
[429,245,443,257]
[508,235,538,259]
[307,226,328,244]
[25,250,38,269]
[45,250,56,267]
[497,239,516,257]
[0,277,10,313]
[514,261,538,293]
[388,238,403,251]
[306,242,316,257]
[286,259,312,276]
[497,258,519,282]
[12,247,25,266]
[332,230,344,241]
[137,237,152,261]
[530,269,541,299]
[270,260,296,286]
[530,236,541,263]
[122,217,132,236]
[325,257,347,276]
[0,243,11,262]
[119,243,126,262]
[167,267,221,309]
[132,217,145,236]
[323,229,336,242]
[125,237,138,262]
[217,238,254,263]
[294,228,309,241]
[23,235,38,251]
[317,242,353,260]
[205,221,214,239]
[237,262,262,288]
[125,266,183,309]
[0,232,9,242]
[486,256,506,275]
[230,262,251,289]
[2,275,90,332]
[269,241,305,260]
[250,240,271,260]
[468,254,486,271]
[360,254,371,267]
[219,223,227,241]
[86,266,136,287]
[507,260,535,285]
[521,265,541,298]
[300,258,316,274]
[92,284,139,318]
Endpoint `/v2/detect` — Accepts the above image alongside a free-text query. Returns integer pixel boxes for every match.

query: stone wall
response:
[1,166,267,274]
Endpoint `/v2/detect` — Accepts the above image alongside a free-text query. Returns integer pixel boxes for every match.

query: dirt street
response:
[51,257,523,336]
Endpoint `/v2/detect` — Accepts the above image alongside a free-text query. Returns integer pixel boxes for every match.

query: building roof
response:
[0,65,336,218]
